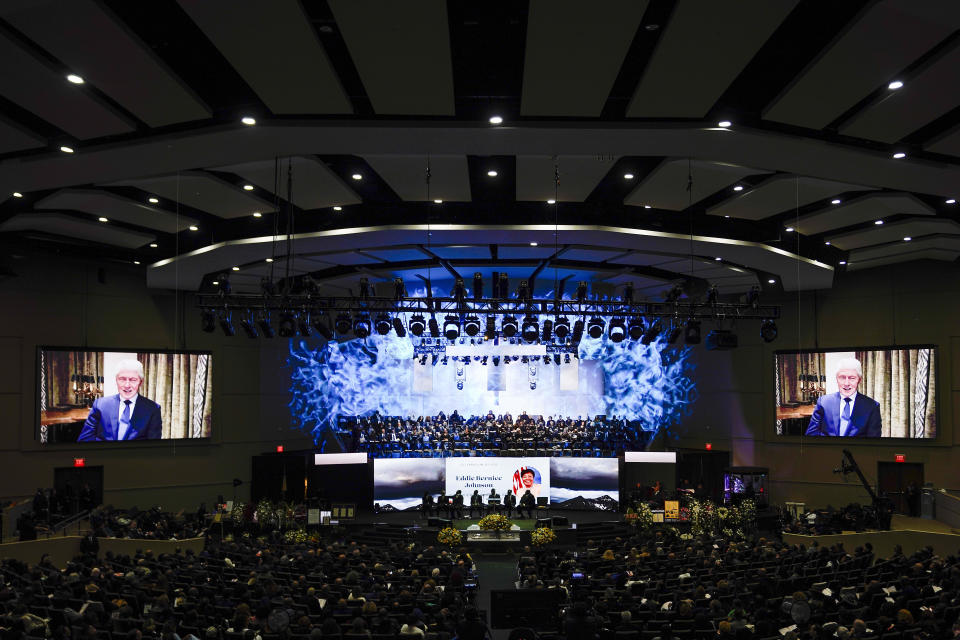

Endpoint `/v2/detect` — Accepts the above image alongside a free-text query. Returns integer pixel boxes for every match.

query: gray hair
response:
[114,359,144,379]
[834,357,862,378]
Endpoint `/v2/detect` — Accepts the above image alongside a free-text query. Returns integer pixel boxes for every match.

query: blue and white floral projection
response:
[288,333,697,445]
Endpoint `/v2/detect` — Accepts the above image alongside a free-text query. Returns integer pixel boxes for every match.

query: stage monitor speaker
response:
[535,518,551,529]
[551,516,569,527]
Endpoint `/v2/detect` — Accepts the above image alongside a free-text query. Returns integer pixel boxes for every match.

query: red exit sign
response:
[705,443,712,451]
[73,458,85,467]
[276,445,284,453]
[894,454,906,463]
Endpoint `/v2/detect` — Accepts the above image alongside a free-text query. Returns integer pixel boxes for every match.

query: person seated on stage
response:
[452,490,464,519]
[468,490,483,518]
[488,488,500,514]
[436,492,450,518]
[502,489,517,518]
[421,492,435,519]
[519,489,536,518]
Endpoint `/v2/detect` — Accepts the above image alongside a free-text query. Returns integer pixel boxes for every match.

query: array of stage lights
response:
[200,274,781,346]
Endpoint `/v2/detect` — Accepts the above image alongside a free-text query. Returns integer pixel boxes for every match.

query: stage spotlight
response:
[587,317,605,339]
[554,354,561,365]
[428,317,440,338]
[485,316,496,339]
[219,312,235,337]
[572,319,585,344]
[521,315,539,342]
[409,314,426,336]
[608,318,626,343]
[502,315,518,338]
[554,317,570,340]
[375,313,392,336]
[353,315,371,339]
[760,319,778,343]
[334,314,351,335]
[666,325,683,344]
[564,353,571,364]
[473,272,483,300]
[464,315,481,337]
[431,354,439,366]
[311,314,333,340]
[541,319,553,342]
[492,356,500,366]
[201,310,216,333]
[628,318,644,340]
[521,355,528,364]
[240,311,259,339]
[392,317,406,337]
[420,355,427,365]
[641,321,662,345]
[296,313,311,337]
[443,315,460,340]
[481,356,488,366]
[684,320,701,344]
[441,356,448,365]
[278,312,296,338]
[746,285,760,309]
[257,313,275,338]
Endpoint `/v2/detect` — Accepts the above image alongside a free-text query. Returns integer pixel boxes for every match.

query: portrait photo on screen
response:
[38,348,213,444]
[775,346,936,439]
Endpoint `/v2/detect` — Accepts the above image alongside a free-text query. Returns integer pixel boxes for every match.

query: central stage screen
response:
[373,457,619,512]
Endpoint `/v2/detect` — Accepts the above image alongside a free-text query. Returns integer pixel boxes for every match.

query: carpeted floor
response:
[471,552,521,640]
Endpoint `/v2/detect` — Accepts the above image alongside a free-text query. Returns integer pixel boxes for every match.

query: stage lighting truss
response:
[198,290,780,342]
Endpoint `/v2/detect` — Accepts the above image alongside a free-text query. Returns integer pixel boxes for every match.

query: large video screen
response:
[373,457,618,512]
[38,348,213,444]
[775,346,936,439]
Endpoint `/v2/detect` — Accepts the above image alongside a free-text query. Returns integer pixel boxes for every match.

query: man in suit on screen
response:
[77,359,162,442]
[805,357,882,438]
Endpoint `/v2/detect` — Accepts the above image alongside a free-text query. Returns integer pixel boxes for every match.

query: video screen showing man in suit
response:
[805,357,881,438]
[77,359,162,442]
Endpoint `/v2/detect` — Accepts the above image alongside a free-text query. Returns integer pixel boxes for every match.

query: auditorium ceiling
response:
[1,0,960,299]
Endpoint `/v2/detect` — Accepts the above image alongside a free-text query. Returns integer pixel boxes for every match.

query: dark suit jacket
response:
[77,394,163,442]
[805,392,882,437]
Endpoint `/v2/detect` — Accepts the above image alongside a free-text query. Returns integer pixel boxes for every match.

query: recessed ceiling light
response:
[547,199,556,204]
[831,199,841,204]
[785,227,794,232]
[874,220,883,225]
[351,173,362,180]
[489,115,503,124]
[133,261,140,265]
[66,74,84,84]
[98,217,108,222]
[60,146,74,153]
[718,120,732,128]
[212,281,219,286]
[487,170,498,177]
[434,199,443,204]
[189,225,198,231]
[231,266,240,271]
[644,205,651,209]
[242,184,254,191]
[149,243,158,248]
[12,192,23,198]
[333,206,342,211]
[892,152,906,159]
[530,242,538,246]
[723,215,730,218]
[767,279,775,284]
[252,212,262,218]
[148,197,159,204]
[644,24,660,31]
[714,257,722,261]
[946,199,956,204]
[241,116,256,126]
[888,80,904,90]
[265,258,273,262]
[839,260,847,265]
[824,241,831,246]
[733,185,744,191]
[623,173,635,180]
[903,236,912,242]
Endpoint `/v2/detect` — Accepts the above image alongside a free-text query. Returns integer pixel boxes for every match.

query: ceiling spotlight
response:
[684,320,702,345]
[521,315,539,342]
[463,315,481,337]
[242,184,254,191]
[824,241,831,245]
[333,206,342,211]
[666,325,683,344]
[572,319,585,345]
[892,152,906,159]
[547,199,556,204]
[231,266,240,271]
[253,212,262,218]
[587,317,605,340]
[644,205,651,209]
[485,316,496,339]
[257,312,275,339]
[98,217,108,222]
[530,241,538,246]
[351,173,362,180]
[733,185,744,191]
[887,80,904,90]
[946,199,956,204]
[489,115,503,124]
[334,314,352,335]
[241,116,256,125]
[311,314,334,340]
[874,220,884,225]
[768,278,776,284]
[831,199,841,205]
[487,170,498,177]
[554,317,570,340]
[785,227,794,232]
[434,199,443,204]
[60,146,74,153]
[501,315,518,338]
[278,312,296,338]
[641,321,662,346]
[392,317,406,338]
[608,318,626,343]
[240,312,259,339]
[903,236,912,242]
[718,120,732,128]
[148,197,159,204]
[541,319,553,342]
[66,74,84,84]
[375,313,392,336]
[839,260,847,265]
[628,318,644,341]
[296,314,312,338]
[715,257,722,261]
[149,243,158,248]
[133,260,140,265]
[12,192,23,198]
[409,314,426,337]
[189,225,199,231]
[218,312,235,337]
[623,173,635,180]
[353,314,371,339]
[760,319,778,343]
[201,310,216,333]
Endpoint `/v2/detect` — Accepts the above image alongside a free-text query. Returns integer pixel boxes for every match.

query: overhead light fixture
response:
[760,319,778,343]
[644,205,651,209]
[333,206,342,211]
[839,260,847,265]
[257,312,275,339]
[785,227,794,232]
[666,325,683,344]
[628,318,644,341]
[149,243,158,248]
[241,116,256,125]
[608,318,626,343]
[189,225,199,231]
[892,152,906,159]
[874,220,883,225]
[201,310,216,333]
[714,257,722,261]
[242,184,254,191]
[434,199,443,204]
[60,146,74,153]
[946,199,956,204]
[487,170,498,177]
[12,192,23,198]
[240,312,259,339]
[66,74,84,84]
[887,80,903,90]
[148,197,159,204]
[253,212,262,218]
[409,314,426,336]
[684,320,701,345]
[530,241,538,246]
[768,278,776,284]
[98,217,108,222]
[133,260,140,265]
[231,266,240,271]
[733,185,744,191]
[501,315,518,338]
[640,321,662,345]
[547,199,556,204]
[278,312,296,338]
[353,314,371,338]
[485,316,496,339]
[541,319,553,342]
[572,319,585,345]
[489,115,503,124]
[428,317,440,338]
[521,315,539,342]
[554,317,570,340]
[623,173,635,180]
[392,317,406,338]
[375,313,392,336]
[903,236,911,242]
[587,317,604,339]
[831,199,841,205]
[717,120,732,128]
[824,241,831,246]
[219,312,235,336]
[351,173,363,180]
[463,315,481,337]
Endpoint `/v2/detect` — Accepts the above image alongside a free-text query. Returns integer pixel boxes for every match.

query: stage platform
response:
[783,514,960,559]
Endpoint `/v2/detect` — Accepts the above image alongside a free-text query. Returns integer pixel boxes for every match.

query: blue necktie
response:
[840,397,851,436]
[119,400,131,440]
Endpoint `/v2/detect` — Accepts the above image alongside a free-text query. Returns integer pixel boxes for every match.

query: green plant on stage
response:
[634,502,654,532]
[530,526,557,546]
[478,513,513,531]
[437,527,463,547]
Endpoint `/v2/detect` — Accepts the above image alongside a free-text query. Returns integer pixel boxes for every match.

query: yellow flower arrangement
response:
[437,527,463,546]
[530,527,557,546]
[478,514,512,531]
